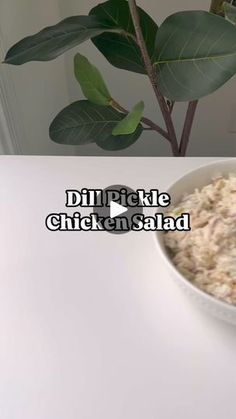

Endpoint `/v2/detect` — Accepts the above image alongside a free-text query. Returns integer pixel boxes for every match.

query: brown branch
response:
[179,101,198,156]
[127,0,179,156]
[179,0,224,156]
[141,116,171,142]
[167,100,175,114]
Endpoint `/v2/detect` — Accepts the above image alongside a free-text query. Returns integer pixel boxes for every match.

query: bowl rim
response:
[154,158,236,312]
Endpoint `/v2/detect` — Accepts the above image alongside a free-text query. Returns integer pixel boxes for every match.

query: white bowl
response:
[154,159,236,325]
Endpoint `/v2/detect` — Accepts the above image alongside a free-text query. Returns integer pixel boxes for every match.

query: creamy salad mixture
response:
[164,174,236,305]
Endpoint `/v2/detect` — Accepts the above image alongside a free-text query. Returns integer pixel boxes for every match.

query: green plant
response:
[3,0,236,156]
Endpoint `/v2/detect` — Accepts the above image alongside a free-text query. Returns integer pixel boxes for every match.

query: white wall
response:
[0,0,236,156]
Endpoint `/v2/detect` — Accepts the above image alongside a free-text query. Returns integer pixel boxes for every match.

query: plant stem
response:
[179,0,225,156]
[179,101,198,156]
[141,117,171,142]
[111,100,171,142]
[128,0,179,156]
[167,100,175,114]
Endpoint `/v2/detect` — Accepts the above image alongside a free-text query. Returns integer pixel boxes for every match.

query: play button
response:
[94,184,143,235]
[110,201,128,219]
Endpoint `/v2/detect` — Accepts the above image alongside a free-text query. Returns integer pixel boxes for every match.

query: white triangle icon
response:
[110,201,128,219]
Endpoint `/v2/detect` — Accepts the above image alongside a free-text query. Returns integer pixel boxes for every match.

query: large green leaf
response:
[224,2,236,24]
[112,101,144,135]
[154,11,236,101]
[74,53,112,105]
[4,15,117,65]
[90,0,158,74]
[49,100,143,150]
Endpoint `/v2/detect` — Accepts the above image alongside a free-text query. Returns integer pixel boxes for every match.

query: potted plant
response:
[3,0,236,156]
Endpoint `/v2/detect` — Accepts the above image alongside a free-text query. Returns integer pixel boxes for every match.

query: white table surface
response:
[0,156,236,419]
